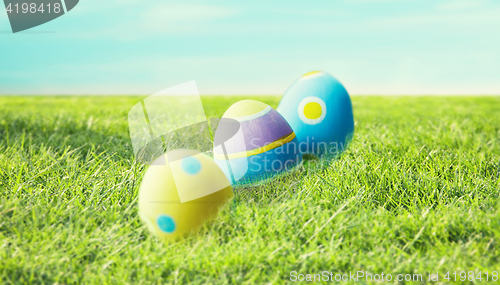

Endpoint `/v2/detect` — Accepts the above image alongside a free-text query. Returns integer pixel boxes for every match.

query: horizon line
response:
[0,94,499,97]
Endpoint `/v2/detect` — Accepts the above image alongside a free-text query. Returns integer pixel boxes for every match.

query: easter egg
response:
[213,100,302,186]
[138,149,233,240]
[277,71,354,158]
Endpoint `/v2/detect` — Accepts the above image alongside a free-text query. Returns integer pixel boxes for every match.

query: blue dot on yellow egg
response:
[157,214,176,233]
[181,157,201,175]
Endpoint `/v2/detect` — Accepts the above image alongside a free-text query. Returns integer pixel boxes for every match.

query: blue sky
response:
[0,0,499,95]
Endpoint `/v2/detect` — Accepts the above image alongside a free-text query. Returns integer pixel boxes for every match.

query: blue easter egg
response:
[277,71,354,158]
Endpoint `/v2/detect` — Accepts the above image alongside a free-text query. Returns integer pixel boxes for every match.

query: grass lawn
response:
[1,95,499,284]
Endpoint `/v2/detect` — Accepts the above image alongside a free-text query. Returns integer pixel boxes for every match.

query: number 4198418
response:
[6,3,62,14]
[444,271,498,282]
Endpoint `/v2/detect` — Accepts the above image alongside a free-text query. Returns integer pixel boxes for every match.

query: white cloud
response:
[357,7,500,29]
[63,3,239,40]
[437,0,486,10]
[140,3,237,30]
[344,0,418,3]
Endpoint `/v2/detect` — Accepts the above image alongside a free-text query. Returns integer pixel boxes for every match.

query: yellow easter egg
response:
[138,149,233,240]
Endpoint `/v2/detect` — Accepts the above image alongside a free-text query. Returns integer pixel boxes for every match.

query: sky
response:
[0,0,499,95]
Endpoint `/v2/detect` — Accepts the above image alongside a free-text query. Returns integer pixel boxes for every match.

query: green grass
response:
[1,95,499,284]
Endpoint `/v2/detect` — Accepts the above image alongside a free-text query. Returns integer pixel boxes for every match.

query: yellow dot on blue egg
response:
[297,96,327,125]
[304,102,322,120]
[181,156,201,175]
[157,214,176,233]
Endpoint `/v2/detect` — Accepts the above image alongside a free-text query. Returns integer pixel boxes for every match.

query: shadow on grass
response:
[229,155,341,207]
